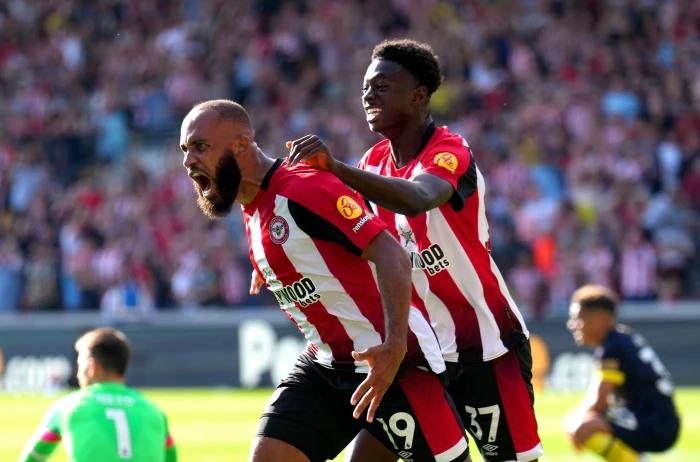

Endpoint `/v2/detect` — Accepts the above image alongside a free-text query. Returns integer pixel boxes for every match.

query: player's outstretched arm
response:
[350,230,411,423]
[18,407,62,462]
[287,135,453,216]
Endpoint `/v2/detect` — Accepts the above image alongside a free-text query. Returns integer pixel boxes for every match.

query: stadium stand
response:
[0,0,698,316]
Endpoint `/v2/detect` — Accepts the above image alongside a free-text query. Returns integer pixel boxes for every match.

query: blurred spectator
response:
[580,233,615,289]
[9,149,46,214]
[101,260,155,324]
[508,251,547,320]
[0,237,23,312]
[0,0,698,315]
[23,242,60,310]
[171,249,220,309]
[619,229,658,301]
[682,155,700,210]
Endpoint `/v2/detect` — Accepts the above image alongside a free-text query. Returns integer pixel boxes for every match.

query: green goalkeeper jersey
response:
[19,382,176,462]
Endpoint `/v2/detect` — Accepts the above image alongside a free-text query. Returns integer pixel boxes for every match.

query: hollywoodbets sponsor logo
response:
[272,277,321,308]
[410,244,450,275]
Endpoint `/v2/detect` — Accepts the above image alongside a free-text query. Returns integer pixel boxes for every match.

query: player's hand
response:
[562,409,595,451]
[350,341,406,423]
[249,270,264,295]
[286,135,337,172]
[562,410,581,450]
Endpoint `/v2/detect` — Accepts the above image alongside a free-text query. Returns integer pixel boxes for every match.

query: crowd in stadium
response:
[0,0,698,317]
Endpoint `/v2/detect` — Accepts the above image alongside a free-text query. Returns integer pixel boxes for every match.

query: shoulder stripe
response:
[288,199,361,255]
[448,151,477,211]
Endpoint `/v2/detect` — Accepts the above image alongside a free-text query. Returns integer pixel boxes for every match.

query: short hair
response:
[191,99,252,131]
[75,328,131,376]
[371,39,443,96]
[571,285,619,315]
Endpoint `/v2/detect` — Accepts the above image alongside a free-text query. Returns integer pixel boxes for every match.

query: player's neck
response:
[88,373,126,386]
[387,116,434,168]
[593,323,616,346]
[237,147,276,205]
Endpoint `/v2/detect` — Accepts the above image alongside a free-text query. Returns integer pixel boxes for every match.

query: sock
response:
[582,432,639,462]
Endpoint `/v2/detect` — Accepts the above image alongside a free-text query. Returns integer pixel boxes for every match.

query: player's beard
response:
[194,150,241,219]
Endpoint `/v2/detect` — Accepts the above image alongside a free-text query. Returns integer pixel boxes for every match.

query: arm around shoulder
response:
[335,163,453,217]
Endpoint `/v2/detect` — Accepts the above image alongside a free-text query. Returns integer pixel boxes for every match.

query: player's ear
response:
[412,85,428,106]
[231,133,253,157]
[86,356,99,378]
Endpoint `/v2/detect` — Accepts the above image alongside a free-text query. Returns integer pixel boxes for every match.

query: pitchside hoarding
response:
[1,309,698,392]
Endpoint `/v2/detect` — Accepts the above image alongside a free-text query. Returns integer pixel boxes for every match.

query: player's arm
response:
[581,356,625,414]
[160,413,177,462]
[285,177,410,423]
[350,229,411,422]
[287,135,453,216]
[580,373,617,414]
[18,405,62,462]
[165,433,177,462]
[564,371,616,451]
[363,231,411,351]
[565,359,624,451]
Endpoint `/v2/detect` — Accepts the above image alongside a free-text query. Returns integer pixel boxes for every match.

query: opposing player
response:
[180,99,469,462]
[18,328,176,462]
[564,285,680,462]
[287,39,543,461]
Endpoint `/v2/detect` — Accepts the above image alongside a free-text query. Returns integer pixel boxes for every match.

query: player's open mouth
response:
[189,171,212,195]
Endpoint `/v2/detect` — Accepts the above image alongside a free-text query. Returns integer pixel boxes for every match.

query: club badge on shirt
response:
[336,195,363,219]
[434,152,458,174]
[269,216,290,244]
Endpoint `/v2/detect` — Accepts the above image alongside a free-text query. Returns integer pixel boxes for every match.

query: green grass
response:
[2,388,698,461]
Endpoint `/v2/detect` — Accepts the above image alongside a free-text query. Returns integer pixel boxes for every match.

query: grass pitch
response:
[2,388,697,461]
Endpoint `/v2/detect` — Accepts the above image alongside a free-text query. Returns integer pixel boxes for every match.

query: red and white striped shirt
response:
[358,125,529,362]
[243,159,445,373]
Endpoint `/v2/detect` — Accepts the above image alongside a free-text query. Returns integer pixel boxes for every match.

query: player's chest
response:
[368,157,424,179]
[248,199,332,278]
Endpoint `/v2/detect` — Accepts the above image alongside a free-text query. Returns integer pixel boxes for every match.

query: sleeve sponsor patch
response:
[433,152,458,174]
[336,195,363,219]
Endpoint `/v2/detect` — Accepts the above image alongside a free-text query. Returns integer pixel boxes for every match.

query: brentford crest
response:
[268,216,290,244]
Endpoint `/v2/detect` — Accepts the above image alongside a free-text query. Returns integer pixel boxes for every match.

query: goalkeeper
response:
[18,328,176,462]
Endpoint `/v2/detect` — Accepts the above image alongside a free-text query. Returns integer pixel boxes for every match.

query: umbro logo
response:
[482,443,499,455]
[398,451,413,461]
